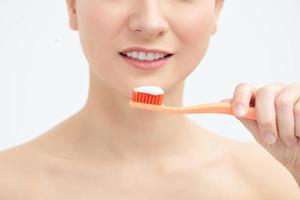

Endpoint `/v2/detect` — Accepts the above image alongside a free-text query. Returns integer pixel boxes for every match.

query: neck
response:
[76,71,201,160]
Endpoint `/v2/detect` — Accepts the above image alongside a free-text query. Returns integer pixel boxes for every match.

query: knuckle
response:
[256,87,272,97]
[235,82,257,92]
[234,83,251,99]
[275,97,293,108]
[235,82,255,93]
[272,81,289,88]
[283,83,300,92]
[236,82,249,89]
[287,82,299,88]
[273,81,286,85]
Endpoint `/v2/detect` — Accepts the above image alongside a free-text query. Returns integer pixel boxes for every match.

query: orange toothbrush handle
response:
[181,102,256,120]
[129,101,256,120]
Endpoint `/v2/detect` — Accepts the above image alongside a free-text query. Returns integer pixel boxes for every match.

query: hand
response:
[220,82,300,184]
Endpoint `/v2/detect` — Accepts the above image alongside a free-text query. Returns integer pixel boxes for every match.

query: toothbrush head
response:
[130,86,164,105]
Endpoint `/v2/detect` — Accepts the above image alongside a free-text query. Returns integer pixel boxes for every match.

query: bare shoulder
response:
[0,142,44,199]
[0,113,85,198]
[230,140,300,199]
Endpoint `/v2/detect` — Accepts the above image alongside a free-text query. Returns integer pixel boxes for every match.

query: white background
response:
[1,0,299,150]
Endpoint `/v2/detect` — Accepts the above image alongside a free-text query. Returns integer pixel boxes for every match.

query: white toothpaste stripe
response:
[134,86,164,95]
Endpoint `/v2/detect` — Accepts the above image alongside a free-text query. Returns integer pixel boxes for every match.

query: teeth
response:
[138,52,146,60]
[132,51,138,58]
[124,51,168,61]
[146,53,155,61]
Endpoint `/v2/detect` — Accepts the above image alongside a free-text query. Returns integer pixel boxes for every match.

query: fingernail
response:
[235,104,246,117]
[263,132,276,144]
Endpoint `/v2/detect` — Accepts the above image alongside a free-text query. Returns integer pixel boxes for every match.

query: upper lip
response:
[120,47,174,55]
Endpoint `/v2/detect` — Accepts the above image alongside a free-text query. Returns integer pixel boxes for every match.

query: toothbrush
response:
[128,86,256,120]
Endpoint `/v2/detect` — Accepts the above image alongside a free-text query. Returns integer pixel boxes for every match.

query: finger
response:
[255,84,283,145]
[232,83,257,117]
[275,83,300,147]
[236,116,266,145]
[295,97,300,137]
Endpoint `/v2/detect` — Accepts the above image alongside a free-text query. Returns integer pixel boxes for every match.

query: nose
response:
[127,1,169,40]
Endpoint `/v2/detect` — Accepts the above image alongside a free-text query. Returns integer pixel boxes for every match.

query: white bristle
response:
[133,86,164,95]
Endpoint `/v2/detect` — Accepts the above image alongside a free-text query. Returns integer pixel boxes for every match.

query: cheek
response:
[171,11,215,77]
[180,14,214,44]
[76,2,123,65]
[76,2,136,97]
[167,1,215,44]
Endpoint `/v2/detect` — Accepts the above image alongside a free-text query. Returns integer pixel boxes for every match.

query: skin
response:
[1,0,300,199]
[221,82,300,186]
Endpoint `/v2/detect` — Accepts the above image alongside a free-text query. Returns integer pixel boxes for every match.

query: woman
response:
[1,0,300,199]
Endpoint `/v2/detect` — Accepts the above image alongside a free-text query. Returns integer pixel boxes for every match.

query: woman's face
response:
[66,0,224,97]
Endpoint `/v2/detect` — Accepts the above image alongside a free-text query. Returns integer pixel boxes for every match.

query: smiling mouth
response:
[118,52,173,70]
[119,52,173,61]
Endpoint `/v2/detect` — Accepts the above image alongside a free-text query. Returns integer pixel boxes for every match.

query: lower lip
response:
[120,54,172,70]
